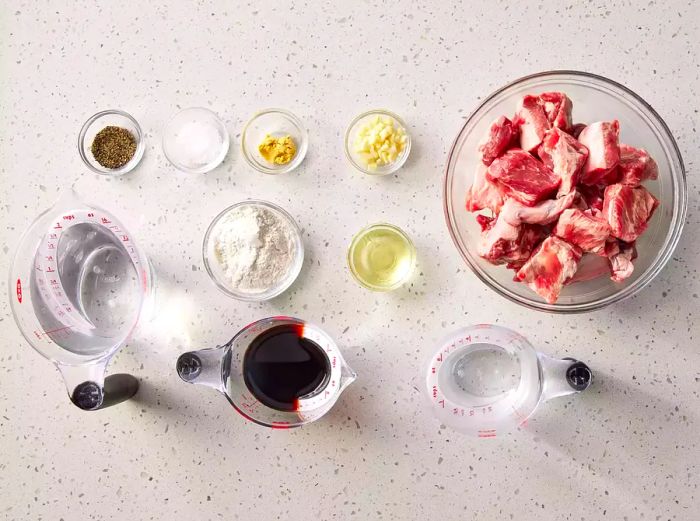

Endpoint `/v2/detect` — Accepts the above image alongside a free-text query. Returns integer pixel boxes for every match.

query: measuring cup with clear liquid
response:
[9,190,154,410]
[425,324,592,438]
[176,316,357,428]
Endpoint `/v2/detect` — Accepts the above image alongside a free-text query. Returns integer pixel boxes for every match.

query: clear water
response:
[31,223,142,356]
[450,343,522,398]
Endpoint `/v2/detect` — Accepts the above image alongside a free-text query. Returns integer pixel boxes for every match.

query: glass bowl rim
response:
[240,108,309,175]
[347,221,417,291]
[443,69,688,313]
[344,108,412,176]
[202,199,305,301]
[78,109,145,176]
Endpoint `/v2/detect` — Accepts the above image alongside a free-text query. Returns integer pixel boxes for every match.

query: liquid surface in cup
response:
[450,343,521,398]
[243,324,330,411]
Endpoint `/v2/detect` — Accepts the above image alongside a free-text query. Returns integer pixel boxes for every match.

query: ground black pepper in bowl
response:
[91,126,137,169]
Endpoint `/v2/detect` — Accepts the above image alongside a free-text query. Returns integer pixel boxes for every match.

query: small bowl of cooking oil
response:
[347,223,416,291]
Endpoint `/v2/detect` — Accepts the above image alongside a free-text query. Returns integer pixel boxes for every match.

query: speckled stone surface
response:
[1,1,699,519]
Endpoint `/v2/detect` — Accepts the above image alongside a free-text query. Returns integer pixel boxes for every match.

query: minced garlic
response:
[353,116,407,170]
[258,134,297,165]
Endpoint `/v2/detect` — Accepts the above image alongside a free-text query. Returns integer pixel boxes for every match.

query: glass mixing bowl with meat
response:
[444,71,686,313]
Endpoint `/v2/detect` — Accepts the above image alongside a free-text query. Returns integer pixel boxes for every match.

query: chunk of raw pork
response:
[514,95,551,153]
[538,127,589,196]
[515,236,582,303]
[466,163,504,214]
[486,149,560,206]
[500,191,576,226]
[618,144,659,186]
[539,92,573,132]
[553,208,611,255]
[477,214,544,267]
[478,116,516,166]
[602,184,659,242]
[606,240,637,282]
[578,120,620,185]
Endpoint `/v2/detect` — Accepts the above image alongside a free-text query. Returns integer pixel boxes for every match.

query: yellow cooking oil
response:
[348,223,416,291]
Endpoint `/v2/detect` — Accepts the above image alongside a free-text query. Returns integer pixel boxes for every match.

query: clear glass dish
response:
[78,109,145,175]
[202,200,304,301]
[162,107,229,174]
[443,71,687,313]
[344,109,411,176]
[347,222,416,291]
[241,108,308,175]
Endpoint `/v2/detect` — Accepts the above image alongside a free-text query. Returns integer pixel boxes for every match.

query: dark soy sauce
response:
[243,324,330,411]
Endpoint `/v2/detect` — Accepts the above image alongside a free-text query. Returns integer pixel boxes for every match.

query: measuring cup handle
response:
[70,374,139,411]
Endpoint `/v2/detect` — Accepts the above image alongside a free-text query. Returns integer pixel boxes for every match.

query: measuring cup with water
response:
[176,316,357,428]
[9,190,154,410]
[425,324,592,438]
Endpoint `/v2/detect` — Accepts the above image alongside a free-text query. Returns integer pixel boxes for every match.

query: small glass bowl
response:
[162,107,229,174]
[241,108,308,174]
[347,223,416,291]
[202,200,304,301]
[78,109,145,175]
[344,109,411,176]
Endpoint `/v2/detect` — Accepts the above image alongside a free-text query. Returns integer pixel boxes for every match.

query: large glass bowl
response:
[443,71,687,313]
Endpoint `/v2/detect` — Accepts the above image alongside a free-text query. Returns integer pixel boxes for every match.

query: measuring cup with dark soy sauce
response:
[176,316,357,428]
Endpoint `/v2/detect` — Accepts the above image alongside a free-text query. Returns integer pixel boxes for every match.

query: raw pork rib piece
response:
[603,184,659,242]
[515,236,582,303]
[606,240,637,282]
[538,127,589,196]
[478,116,516,166]
[618,144,659,186]
[486,149,560,206]
[578,120,621,186]
[466,163,504,213]
[514,95,551,153]
[554,208,611,255]
[477,214,544,267]
[500,191,576,226]
[539,92,573,132]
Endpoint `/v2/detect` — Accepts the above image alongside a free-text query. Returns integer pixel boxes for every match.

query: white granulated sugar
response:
[213,205,297,294]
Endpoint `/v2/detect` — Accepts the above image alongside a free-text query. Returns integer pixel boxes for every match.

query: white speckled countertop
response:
[1,1,699,519]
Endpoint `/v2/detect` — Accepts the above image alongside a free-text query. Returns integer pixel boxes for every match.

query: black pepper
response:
[91,126,137,169]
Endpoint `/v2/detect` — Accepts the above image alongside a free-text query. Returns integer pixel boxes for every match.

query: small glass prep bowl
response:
[347,223,416,291]
[444,70,687,313]
[344,109,411,176]
[78,109,145,175]
[241,109,308,174]
[202,200,304,301]
[162,107,229,174]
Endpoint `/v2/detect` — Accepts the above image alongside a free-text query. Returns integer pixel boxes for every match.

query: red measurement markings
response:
[39,326,72,337]
[101,217,111,224]
[332,356,337,368]
[62,214,75,220]
[45,255,54,261]
[46,266,55,273]
[47,243,55,250]
[121,235,129,242]
[53,223,62,230]
[432,385,438,399]
[87,212,94,218]
[477,429,497,439]
[16,279,22,303]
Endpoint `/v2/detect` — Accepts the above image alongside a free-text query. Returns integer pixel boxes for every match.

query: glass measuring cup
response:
[176,316,357,428]
[425,324,592,437]
[8,190,155,410]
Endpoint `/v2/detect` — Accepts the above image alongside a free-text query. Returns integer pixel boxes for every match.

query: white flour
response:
[213,204,297,294]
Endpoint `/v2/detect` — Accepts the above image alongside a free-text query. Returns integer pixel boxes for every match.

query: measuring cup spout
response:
[58,362,139,411]
[538,354,593,402]
[176,346,225,391]
[339,359,358,392]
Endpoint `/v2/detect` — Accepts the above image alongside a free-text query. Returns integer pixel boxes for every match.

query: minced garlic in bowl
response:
[345,109,411,175]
